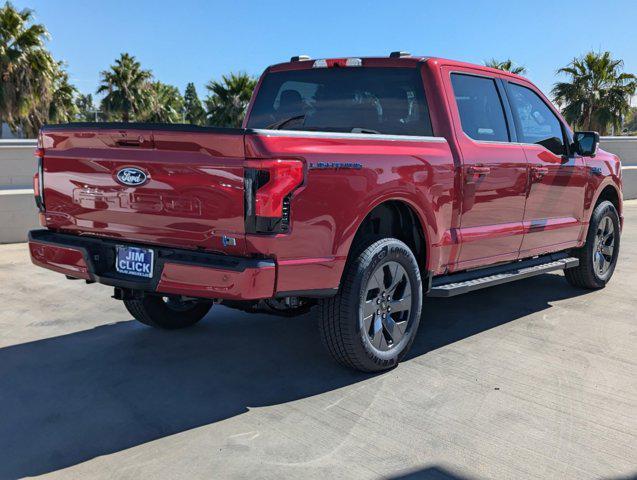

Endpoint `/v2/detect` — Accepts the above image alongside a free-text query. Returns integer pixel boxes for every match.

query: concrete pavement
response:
[0,203,635,480]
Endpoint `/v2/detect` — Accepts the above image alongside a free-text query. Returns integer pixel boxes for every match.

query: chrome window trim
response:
[251,128,447,143]
[472,139,560,148]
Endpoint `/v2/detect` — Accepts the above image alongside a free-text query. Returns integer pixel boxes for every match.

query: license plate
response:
[115,246,154,278]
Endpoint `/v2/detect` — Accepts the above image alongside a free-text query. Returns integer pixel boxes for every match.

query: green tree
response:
[0,2,56,137]
[205,72,257,127]
[624,106,637,134]
[48,63,78,124]
[97,53,152,122]
[20,63,78,136]
[143,81,183,123]
[485,59,527,75]
[75,93,97,121]
[183,82,205,125]
[552,51,637,134]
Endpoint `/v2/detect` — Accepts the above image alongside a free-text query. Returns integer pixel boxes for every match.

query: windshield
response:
[247,67,433,136]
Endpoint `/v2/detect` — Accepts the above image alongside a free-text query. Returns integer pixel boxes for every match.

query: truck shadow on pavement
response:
[387,465,475,479]
[0,274,589,479]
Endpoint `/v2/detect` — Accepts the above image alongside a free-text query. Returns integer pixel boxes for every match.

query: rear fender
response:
[337,193,436,275]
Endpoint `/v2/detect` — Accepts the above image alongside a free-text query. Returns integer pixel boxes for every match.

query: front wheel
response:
[565,200,620,289]
[318,237,423,372]
[124,295,212,329]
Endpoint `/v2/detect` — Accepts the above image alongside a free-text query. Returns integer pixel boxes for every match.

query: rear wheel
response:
[124,295,212,329]
[565,200,620,289]
[318,237,423,372]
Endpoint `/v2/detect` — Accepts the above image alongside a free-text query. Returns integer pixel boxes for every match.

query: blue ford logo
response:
[116,167,148,186]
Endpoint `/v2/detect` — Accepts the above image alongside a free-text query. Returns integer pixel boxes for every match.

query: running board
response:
[428,253,579,297]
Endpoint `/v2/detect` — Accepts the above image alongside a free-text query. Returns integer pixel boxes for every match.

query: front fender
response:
[585,150,623,223]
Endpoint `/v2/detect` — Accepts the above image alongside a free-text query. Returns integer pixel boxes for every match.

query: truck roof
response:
[268,55,527,82]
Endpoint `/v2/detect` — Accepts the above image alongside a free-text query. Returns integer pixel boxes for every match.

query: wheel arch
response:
[593,184,621,214]
[341,198,430,281]
[587,180,622,233]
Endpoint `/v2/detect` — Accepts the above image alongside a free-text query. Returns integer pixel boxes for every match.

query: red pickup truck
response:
[29,53,623,372]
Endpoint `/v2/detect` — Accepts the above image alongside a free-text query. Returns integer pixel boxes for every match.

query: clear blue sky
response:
[13,0,637,101]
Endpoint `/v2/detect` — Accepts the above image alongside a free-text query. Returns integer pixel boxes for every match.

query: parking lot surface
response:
[1,202,635,480]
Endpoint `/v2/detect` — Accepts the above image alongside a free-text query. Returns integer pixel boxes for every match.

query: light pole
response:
[88,109,102,122]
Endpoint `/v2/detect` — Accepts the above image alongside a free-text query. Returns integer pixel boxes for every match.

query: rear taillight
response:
[245,159,304,234]
[34,148,45,211]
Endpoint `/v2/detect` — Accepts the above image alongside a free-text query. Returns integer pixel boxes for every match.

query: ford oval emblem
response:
[116,167,148,186]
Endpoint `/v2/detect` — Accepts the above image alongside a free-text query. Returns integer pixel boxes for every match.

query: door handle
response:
[531,165,549,180]
[467,165,491,176]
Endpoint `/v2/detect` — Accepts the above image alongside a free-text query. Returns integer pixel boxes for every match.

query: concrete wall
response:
[0,140,40,243]
[1,137,636,244]
[600,137,637,165]
[600,137,637,201]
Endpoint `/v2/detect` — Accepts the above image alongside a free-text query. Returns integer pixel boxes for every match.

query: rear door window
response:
[450,73,510,142]
[247,67,433,136]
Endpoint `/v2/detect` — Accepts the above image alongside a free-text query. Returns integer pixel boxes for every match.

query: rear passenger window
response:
[451,73,509,142]
[247,68,432,136]
[507,83,566,155]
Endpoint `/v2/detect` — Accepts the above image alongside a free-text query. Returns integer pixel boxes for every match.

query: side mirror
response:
[573,131,599,157]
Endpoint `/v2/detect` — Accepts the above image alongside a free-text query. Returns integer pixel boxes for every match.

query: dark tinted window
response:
[451,73,509,142]
[507,83,565,155]
[247,68,432,136]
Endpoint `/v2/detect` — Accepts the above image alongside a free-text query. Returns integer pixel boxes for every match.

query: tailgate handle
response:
[113,134,146,147]
[115,138,143,147]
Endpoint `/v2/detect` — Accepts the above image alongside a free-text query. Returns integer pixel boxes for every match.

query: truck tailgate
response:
[40,125,247,253]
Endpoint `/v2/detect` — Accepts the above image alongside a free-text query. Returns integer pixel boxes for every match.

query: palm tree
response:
[75,93,97,122]
[624,106,637,134]
[183,82,205,125]
[20,62,78,137]
[0,2,56,137]
[205,72,257,127]
[144,81,183,123]
[552,51,637,134]
[97,53,152,122]
[48,63,78,124]
[485,59,527,75]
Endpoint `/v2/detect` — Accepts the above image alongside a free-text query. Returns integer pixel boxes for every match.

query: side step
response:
[428,253,579,298]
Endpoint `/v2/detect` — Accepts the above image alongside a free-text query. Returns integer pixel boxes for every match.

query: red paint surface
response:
[157,263,275,300]
[29,241,90,280]
[244,132,455,280]
[40,128,247,255]
[30,56,623,299]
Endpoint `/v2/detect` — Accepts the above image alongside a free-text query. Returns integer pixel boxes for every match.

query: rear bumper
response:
[28,230,275,300]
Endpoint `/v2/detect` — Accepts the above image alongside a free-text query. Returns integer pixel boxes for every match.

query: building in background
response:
[1,123,23,139]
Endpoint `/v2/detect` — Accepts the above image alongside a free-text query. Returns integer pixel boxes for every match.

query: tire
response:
[124,295,212,329]
[318,237,423,372]
[565,200,620,289]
